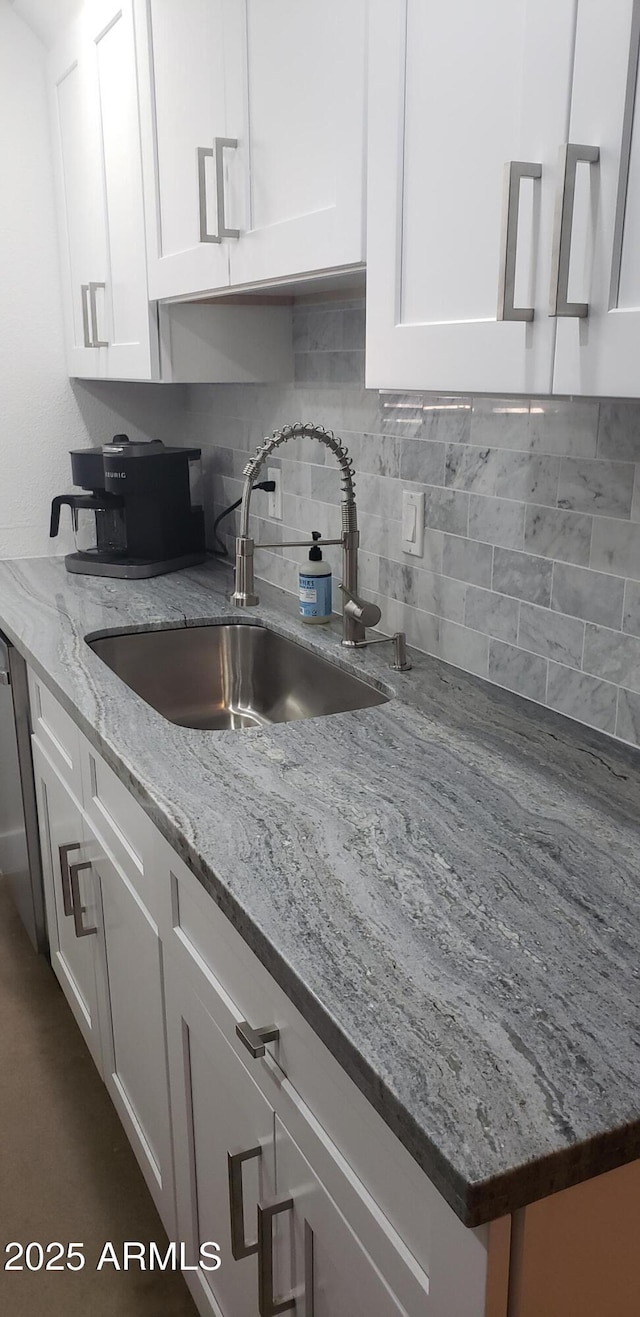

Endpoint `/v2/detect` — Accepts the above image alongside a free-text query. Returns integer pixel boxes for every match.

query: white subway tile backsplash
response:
[557,457,635,518]
[399,439,446,485]
[468,494,525,550]
[423,486,469,536]
[583,625,640,694]
[623,580,640,637]
[546,664,618,735]
[492,548,553,606]
[528,400,598,458]
[185,299,640,749]
[445,444,498,494]
[422,397,471,445]
[524,505,592,566]
[464,586,520,643]
[488,641,548,702]
[442,534,492,587]
[597,402,640,461]
[494,451,560,507]
[551,562,625,630]
[518,603,584,669]
[591,517,640,581]
[616,687,640,746]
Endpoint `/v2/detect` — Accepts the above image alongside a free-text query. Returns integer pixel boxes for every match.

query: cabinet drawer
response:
[164,845,489,1316]
[28,669,82,801]
[80,736,161,925]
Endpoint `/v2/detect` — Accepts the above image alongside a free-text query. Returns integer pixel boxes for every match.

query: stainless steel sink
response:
[87,622,389,730]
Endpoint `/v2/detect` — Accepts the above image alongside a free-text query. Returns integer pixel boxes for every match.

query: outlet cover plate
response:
[401,490,425,556]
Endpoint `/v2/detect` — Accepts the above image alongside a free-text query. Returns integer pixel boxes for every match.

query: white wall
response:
[0,2,184,560]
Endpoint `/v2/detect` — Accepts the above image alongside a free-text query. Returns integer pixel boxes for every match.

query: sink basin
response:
[87,622,389,730]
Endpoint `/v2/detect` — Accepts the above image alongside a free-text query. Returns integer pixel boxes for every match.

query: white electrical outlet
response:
[267,467,282,520]
[401,490,425,556]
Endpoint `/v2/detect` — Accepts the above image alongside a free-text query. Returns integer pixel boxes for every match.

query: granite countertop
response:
[1,555,639,1228]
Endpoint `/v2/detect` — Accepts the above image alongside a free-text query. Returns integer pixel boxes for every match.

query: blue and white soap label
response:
[299,572,332,619]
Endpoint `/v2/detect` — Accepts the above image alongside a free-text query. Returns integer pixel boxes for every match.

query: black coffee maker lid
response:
[70,435,200,460]
[69,434,164,458]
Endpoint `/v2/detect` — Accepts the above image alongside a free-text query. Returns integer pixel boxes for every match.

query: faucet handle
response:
[339,584,382,630]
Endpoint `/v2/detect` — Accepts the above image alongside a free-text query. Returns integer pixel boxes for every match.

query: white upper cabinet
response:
[137,0,366,301]
[366,0,576,395]
[137,0,231,300]
[553,0,640,397]
[49,0,157,379]
[225,0,366,289]
[368,0,640,399]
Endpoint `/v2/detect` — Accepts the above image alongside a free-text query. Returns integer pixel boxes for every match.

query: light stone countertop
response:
[1,555,639,1227]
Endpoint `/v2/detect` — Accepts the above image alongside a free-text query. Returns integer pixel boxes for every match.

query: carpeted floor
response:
[0,877,198,1316]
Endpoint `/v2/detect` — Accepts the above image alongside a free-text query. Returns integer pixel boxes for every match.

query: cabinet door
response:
[49,2,157,380]
[49,21,108,378]
[553,0,640,396]
[366,0,576,394]
[225,0,366,289]
[31,738,102,1073]
[84,816,175,1231]
[87,0,157,378]
[164,948,276,1317]
[272,1117,407,1317]
[137,0,231,300]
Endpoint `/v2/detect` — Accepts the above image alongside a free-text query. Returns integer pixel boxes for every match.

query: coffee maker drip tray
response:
[65,550,206,580]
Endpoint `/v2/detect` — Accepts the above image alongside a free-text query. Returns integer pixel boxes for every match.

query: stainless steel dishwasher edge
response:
[0,632,47,954]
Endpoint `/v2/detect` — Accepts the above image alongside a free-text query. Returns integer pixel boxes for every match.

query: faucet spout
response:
[231,422,366,641]
[230,422,409,666]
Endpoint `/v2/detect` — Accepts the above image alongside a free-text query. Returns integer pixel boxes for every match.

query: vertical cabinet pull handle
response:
[58,842,82,917]
[304,1220,315,1317]
[197,146,219,243]
[214,136,239,240]
[549,143,600,317]
[257,1198,295,1316]
[81,285,92,347]
[227,1146,262,1260]
[497,161,542,321]
[197,139,240,243]
[88,281,108,346]
[68,860,97,938]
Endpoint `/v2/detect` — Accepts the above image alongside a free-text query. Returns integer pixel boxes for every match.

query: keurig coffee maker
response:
[50,435,206,578]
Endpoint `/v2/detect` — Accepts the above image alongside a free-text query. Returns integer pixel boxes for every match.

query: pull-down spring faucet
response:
[231,423,411,671]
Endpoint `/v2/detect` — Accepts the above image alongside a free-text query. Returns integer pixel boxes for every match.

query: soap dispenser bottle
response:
[299,531,332,624]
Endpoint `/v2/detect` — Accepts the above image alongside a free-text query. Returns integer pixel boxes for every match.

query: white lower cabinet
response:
[164,948,277,1317]
[29,673,491,1317]
[164,936,419,1317]
[87,822,176,1232]
[273,1116,411,1317]
[31,727,175,1232]
[32,737,103,1073]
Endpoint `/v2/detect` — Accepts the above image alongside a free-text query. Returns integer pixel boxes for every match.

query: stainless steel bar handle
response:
[68,860,97,938]
[497,161,542,321]
[304,1221,314,1317]
[257,1198,295,1316]
[58,842,82,918]
[227,1146,262,1260]
[88,282,108,346]
[197,146,220,243]
[214,137,240,240]
[549,144,600,317]
[81,285,92,348]
[236,1020,280,1059]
